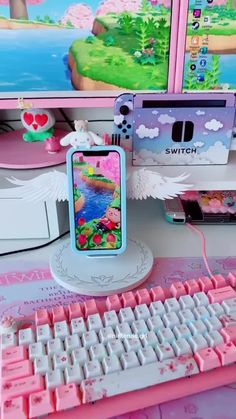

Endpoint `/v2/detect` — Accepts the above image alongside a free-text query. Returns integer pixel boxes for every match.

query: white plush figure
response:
[60,120,104,149]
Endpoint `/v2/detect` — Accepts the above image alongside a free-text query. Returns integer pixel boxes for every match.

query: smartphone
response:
[67,146,127,256]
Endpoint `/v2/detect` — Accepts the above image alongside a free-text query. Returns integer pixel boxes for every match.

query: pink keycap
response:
[68,303,83,320]
[55,383,81,411]
[51,306,67,323]
[35,309,51,326]
[2,396,28,419]
[136,289,151,305]
[212,275,227,289]
[221,326,236,344]
[150,286,165,302]
[194,347,221,372]
[2,374,44,401]
[84,299,98,317]
[106,294,122,312]
[121,291,136,308]
[29,390,55,417]
[228,272,236,288]
[198,276,214,293]
[184,279,200,295]
[215,342,236,365]
[2,346,27,367]
[208,286,236,304]
[170,282,187,298]
[2,360,33,382]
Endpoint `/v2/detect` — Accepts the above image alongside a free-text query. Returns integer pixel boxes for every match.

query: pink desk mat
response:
[0,256,236,418]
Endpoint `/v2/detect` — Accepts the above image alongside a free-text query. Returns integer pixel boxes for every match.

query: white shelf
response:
[131,151,236,191]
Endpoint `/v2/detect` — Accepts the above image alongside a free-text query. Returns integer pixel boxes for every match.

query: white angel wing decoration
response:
[127,168,192,200]
[0,171,68,202]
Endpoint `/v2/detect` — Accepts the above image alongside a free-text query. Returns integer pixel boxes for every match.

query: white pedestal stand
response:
[50,238,154,296]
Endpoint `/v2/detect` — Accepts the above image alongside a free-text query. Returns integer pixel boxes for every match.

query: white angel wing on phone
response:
[127,168,191,200]
[0,171,68,202]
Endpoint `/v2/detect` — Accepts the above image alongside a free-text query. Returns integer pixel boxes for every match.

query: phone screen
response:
[72,150,122,252]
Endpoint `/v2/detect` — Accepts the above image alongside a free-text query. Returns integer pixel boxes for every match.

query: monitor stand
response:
[50,238,154,296]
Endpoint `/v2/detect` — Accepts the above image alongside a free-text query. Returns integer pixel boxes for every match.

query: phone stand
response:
[50,237,154,296]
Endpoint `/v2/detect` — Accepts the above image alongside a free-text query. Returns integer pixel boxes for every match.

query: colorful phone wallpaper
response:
[0,0,173,94]
[183,0,236,91]
[72,151,122,251]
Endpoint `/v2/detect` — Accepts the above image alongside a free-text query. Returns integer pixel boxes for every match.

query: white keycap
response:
[188,335,208,352]
[193,306,210,320]
[71,318,86,335]
[29,341,45,359]
[157,328,175,343]
[107,339,124,356]
[193,292,209,307]
[155,342,175,360]
[47,338,63,355]
[123,337,141,352]
[103,311,119,327]
[120,351,140,369]
[118,307,135,324]
[115,322,131,338]
[162,312,179,329]
[222,298,236,314]
[64,334,81,352]
[131,319,148,335]
[80,357,199,403]
[138,346,157,365]
[1,332,17,349]
[149,301,165,317]
[53,351,70,369]
[134,304,150,320]
[205,331,224,347]
[54,321,69,339]
[173,324,191,340]
[146,316,164,332]
[142,331,158,348]
[189,320,207,336]
[36,324,52,342]
[84,359,103,378]
[71,347,89,366]
[208,303,225,317]
[34,355,52,374]
[87,314,103,332]
[179,295,195,310]
[178,309,195,324]
[82,330,99,348]
[204,316,222,332]
[102,355,121,374]
[164,298,180,313]
[220,312,236,326]
[172,338,192,356]
[65,364,84,384]
[45,369,64,389]
[19,328,35,346]
[98,326,115,344]
[89,343,107,360]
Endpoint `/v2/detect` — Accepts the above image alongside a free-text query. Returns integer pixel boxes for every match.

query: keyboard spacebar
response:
[81,355,200,403]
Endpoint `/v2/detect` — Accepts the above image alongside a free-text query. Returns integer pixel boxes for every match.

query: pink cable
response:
[186,223,214,279]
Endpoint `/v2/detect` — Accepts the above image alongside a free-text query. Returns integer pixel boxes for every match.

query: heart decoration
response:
[23,112,34,126]
[35,114,48,127]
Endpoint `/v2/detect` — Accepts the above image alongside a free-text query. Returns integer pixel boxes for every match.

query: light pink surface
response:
[1,256,236,417]
[0,129,70,169]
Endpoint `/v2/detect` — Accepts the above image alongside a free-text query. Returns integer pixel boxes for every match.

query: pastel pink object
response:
[29,389,55,417]
[55,384,81,411]
[208,286,236,304]
[106,294,122,311]
[194,348,221,372]
[121,291,136,308]
[35,309,51,326]
[184,279,200,295]
[198,276,214,292]
[51,306,67,323]
[170,281,187,298]
[68,303,83,320]
[150,286,166,302]
[136,289,151,305]
[3,396,28,419]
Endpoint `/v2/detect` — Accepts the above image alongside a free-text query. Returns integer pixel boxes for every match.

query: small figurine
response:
[45,136,62,154]
[21,108,55,142]
[96,199,121,233]
[0,316,18,334]
[60,120,104,149]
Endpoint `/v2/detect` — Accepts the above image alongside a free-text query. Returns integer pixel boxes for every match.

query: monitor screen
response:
[0,0,174,98]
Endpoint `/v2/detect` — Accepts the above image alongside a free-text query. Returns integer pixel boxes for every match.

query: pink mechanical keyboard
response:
[1,273,236,419]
